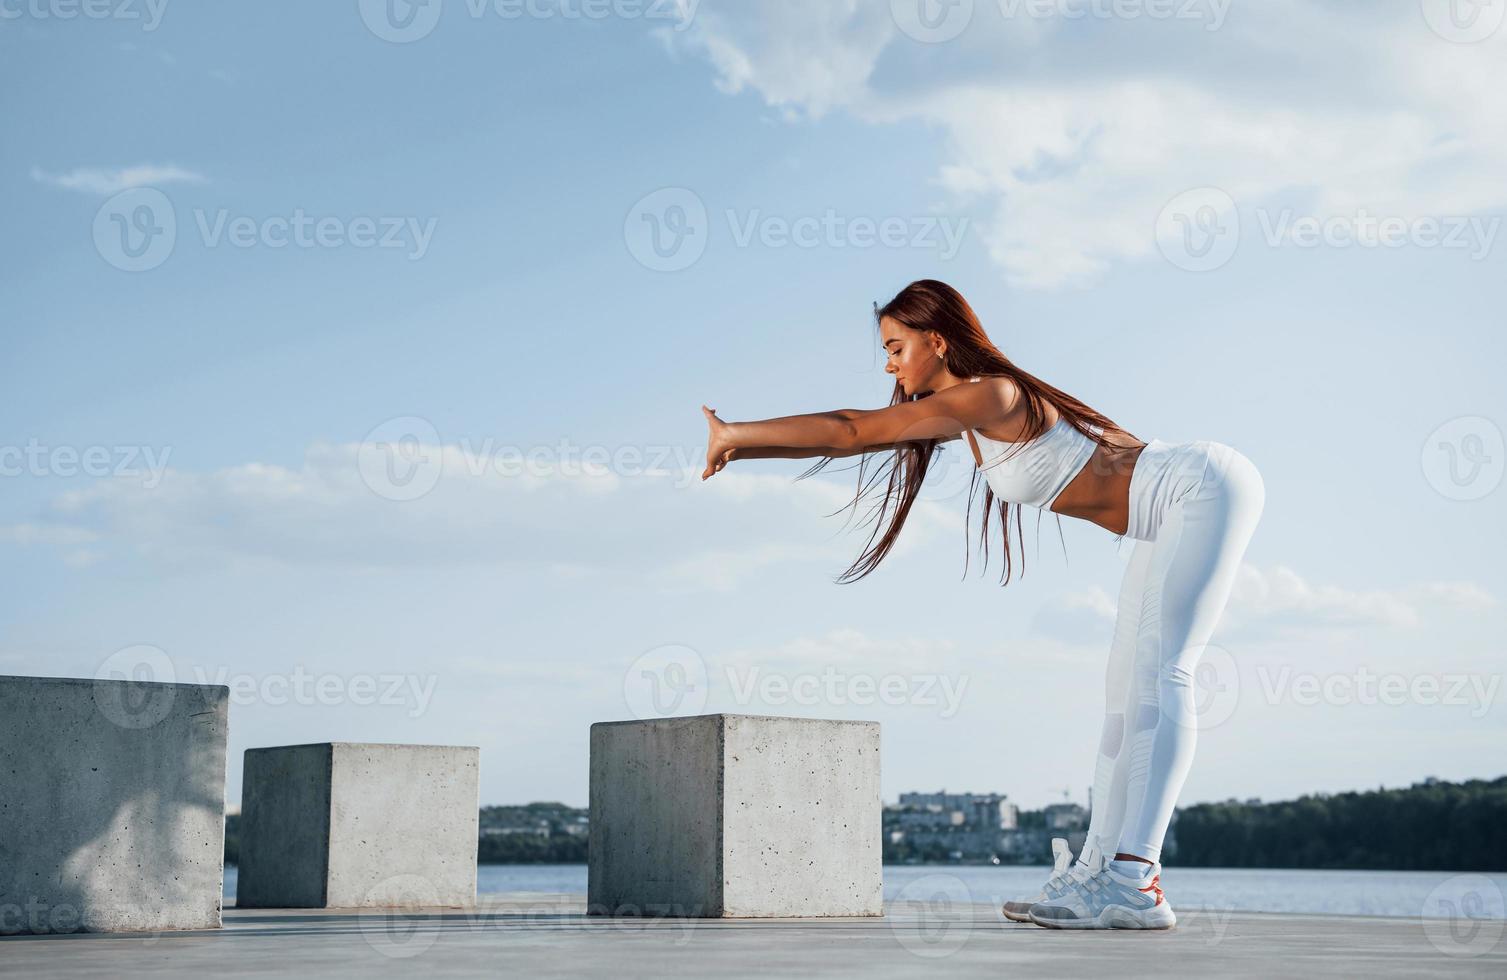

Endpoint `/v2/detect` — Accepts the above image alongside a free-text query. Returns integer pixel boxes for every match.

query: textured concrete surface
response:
[0,892,1501,978]
[720,715,882,916]
[0,673,229,935]
[236,744,334,908]
[589,714,882,917]
[236,743,479,909]
[589,715,722,916]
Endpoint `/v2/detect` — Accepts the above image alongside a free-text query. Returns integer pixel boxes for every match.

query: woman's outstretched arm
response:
[701,389,993,479]
[712,381,1003,452]
[729,444,861,460]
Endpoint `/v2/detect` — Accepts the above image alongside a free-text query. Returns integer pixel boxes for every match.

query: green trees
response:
[476,832,587,864]
[1169,776,1507,870]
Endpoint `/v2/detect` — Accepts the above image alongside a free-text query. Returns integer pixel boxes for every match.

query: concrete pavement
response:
[2,891,1502,978]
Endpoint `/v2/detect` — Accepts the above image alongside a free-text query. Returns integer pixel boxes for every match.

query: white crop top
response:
[961,376,1100,509]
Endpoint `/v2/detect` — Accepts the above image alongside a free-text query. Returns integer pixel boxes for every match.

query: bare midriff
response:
[1048,436,1147,536]
[968,404,1147,537]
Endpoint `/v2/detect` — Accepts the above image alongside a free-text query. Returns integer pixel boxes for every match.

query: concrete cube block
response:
[236,742,479,909]
[0,673,229,935]
[588,713,882,918]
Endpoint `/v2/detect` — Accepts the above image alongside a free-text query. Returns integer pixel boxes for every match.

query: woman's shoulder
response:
[966,373,1021,394]
[962,373,1026,416]
[964,374,1054,443]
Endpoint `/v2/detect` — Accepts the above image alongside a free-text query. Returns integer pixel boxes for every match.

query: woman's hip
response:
[1124,439,1264,542]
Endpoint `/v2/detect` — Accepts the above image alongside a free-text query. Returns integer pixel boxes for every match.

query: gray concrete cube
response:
[0,673,229,935]
[235,742,479,909]
[588,713,882,918]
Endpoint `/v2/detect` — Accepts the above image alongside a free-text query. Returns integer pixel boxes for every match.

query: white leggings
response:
[1083,438,1266,864]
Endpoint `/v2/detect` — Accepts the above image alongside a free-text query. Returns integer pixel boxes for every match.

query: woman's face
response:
[880,316,948,396]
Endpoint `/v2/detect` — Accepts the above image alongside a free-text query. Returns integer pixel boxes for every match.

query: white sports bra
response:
[961,376,1101,509]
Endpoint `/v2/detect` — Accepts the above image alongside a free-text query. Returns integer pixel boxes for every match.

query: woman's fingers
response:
[701,406,726,481]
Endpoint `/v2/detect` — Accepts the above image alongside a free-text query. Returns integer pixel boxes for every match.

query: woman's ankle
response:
[1112,851,1154,865]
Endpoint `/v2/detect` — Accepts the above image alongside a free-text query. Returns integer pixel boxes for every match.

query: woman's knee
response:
[1098,713,1126,757]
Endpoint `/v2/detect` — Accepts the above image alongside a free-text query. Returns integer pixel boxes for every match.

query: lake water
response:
[222,864,1507,920]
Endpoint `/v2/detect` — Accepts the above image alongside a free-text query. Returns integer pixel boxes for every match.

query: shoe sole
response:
[1029,905,1177,930]
[1004,872,1102,924]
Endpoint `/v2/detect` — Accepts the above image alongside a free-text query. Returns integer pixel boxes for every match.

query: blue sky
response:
[3,1,1505,811]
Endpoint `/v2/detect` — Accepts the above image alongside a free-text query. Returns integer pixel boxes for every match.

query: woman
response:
[699,279,1265,931]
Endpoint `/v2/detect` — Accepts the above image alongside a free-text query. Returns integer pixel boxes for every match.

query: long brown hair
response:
[798,279,1136,585]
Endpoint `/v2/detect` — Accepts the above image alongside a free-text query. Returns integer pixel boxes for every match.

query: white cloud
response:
[1229,563,1497,637]
[1402,580,1498,610]
[0,523,99,546]
[652,540,854,593]
[30,163,208,196]
[659,1,1507,288]
[1,439,957,590]
[0,523,102,568]
[654,0,894,119]
[1030,583,1117,644]
[712,627,974,715]
[1034,562,1497,646]
[723,625,962,673]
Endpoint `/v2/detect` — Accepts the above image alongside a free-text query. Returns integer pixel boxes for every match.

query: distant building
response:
[992,800,1020,831]
[481,825,550,838]
[1043,802,1087,832]
[897,809,963,830]
[896,791,1017,830]
[899,791,971,810]
[887,791,1021,861]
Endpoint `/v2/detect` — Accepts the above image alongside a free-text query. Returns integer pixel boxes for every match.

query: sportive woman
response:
[698,279,1265,930]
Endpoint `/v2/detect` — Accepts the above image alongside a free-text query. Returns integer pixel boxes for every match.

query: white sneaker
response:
[1001,838,1102,923]
[1028,861,1176,930]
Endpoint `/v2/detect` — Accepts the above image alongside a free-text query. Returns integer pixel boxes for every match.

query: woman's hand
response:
[702,405,737,480]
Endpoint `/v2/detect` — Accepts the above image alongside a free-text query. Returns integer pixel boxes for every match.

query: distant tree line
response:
[477,832,587,864]
[1169,776,1507,871]
[476,801,588,863]
[225,776,1507,870]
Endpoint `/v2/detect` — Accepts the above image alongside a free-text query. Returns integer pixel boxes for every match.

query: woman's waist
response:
[1042,436,1151,519]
